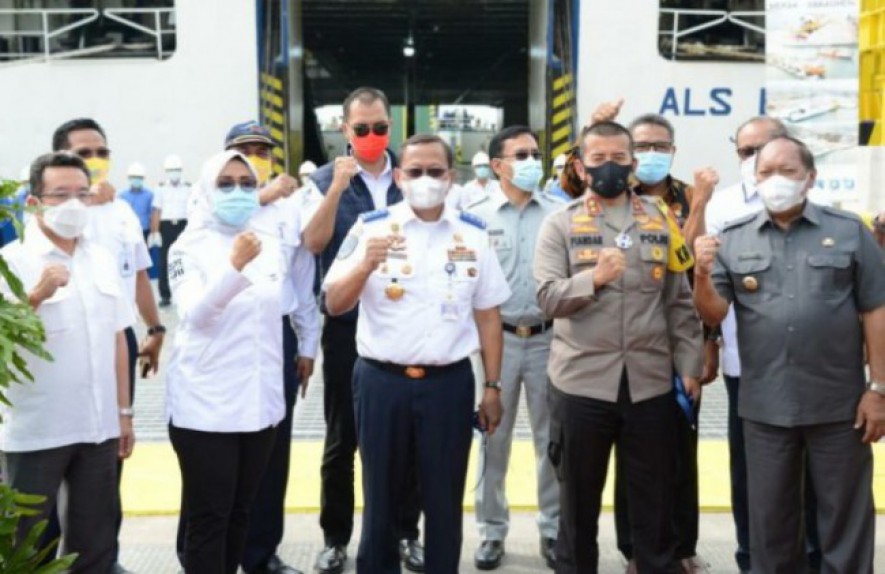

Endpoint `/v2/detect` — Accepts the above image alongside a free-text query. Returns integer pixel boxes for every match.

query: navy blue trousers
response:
[354,357,474,574]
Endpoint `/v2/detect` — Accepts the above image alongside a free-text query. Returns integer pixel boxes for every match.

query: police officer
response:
[466,126,562,570]
[534,120,703,574]
[694,136,885,574]
[323,134,511,574]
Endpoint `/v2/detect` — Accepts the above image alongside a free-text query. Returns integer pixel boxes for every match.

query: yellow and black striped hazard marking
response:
[550,73,574,161]
[260,72,287,175]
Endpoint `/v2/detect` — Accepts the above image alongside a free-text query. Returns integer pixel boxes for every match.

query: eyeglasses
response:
[402,167,448,179]
[216,177,258,193]
[73,147,111,160]
[350,122,390,138]
[634,141,673,153]
[736,145,761,160]
[501,150,542,161]
[41,190,92,202]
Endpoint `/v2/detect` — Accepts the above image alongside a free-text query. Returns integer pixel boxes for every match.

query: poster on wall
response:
[765,0,859,205]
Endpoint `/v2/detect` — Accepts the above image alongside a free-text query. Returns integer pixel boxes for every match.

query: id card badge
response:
[441,298,459,322]
[119,247,135,278]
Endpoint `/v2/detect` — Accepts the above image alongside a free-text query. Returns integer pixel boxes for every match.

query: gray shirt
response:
[467,189,565,326]
[713,201,885,426]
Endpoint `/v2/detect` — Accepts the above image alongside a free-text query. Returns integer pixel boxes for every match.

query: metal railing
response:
[0,7,175,62]
[659,9,766,60]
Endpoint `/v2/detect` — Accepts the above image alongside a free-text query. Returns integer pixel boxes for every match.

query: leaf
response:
[0,257,25,302]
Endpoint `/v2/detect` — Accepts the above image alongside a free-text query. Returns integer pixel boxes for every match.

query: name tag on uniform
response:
[119,247,134,278]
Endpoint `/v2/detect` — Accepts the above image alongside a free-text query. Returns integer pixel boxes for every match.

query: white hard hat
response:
[299,160,317,176]
[163,155,183,170]
[127,162,146,177]
[472,151,490,166]
[553,153,567,169]
[19,165,29,183]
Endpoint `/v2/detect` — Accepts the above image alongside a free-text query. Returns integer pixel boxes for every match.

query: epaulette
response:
[358,208,389,223]
[821,205,863,224]
[722,211,759,232]
[459,210,487,230]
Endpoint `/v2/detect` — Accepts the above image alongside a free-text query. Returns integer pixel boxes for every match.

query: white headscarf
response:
[186,150,259,233]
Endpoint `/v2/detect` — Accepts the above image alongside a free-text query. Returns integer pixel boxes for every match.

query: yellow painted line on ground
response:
[121,441,885,516]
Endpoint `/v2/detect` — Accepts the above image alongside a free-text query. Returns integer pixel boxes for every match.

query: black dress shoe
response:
[474,540,505,570]
[258,554,303,574]
[399,538,425,572]
[540,537,556,569]
[314,545,346,574]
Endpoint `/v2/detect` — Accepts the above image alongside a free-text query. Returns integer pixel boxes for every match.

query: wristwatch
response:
[147,324,167,336]
[867,381,885,396]
[119,407,135,417]
[484,380,502,391]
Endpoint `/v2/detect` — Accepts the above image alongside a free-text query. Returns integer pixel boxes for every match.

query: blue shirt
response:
[0,185,28,247]
[119,186,154,231]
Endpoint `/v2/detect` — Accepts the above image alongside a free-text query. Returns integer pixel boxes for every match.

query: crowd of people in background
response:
[0,85,884,574]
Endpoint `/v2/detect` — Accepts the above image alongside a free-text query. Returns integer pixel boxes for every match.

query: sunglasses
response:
[74,147,111,159]
[350,122,390,138]
[502,150,542,161]
[736,145,761,160]
[402,167,448,179]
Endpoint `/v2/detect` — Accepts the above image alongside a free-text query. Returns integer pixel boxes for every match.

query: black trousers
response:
[158,219,187,301]
[354,358,474,574]
[614,395,700,561]
[319,318,421,547]
[550,375,680,574]
[170,424,276,574]
[725,376,821,572]
[241,318,300,572]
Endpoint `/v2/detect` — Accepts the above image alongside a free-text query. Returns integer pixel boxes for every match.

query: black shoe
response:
[314,545,346,574]
[474,540,505,570]
[399,538,425,572]
[257,555,303,574]
[159,298,171,308]
[540,537,556,569]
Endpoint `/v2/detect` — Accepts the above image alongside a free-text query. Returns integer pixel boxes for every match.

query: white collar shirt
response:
[460,178,501,210]
[154,180,192,222]
[84,201,152,316]
[323,202,511,365]
[357,154,393,210]
[0,221,133,451]
[165,224,286,432]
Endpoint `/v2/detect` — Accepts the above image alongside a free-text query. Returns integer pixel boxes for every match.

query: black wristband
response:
[148,325,167,336]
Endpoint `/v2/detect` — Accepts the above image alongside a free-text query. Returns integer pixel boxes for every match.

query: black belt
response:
[502,320,553,338]
[363,357,469,379]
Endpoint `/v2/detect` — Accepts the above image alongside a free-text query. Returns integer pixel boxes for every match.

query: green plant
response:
[0,179,77,571]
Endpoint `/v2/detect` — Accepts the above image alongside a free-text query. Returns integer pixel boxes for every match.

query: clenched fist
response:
[231,232,262,271]
[692,167,719,206]
[592,247,627,288]
[30,264,70,308]
[590,97,624,125]
[693,235,720,277]
[331,156,360,193]
[360,236,392,273]
[263,173,300,203]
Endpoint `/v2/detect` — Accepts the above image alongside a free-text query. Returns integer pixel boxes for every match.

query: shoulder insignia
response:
[722,211,760,232]
[459,211,487,230]
[358,208,389,223]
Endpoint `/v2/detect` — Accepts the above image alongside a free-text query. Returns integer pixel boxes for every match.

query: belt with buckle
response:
[502,320,554,338]
[363,357,468,379]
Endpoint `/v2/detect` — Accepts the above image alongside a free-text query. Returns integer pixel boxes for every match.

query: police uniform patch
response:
[337,234,359,260]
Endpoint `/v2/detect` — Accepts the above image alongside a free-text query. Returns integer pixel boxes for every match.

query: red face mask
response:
[351,132,389,163]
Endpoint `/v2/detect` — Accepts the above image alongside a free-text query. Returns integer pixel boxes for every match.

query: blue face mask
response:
[129,177,144,189]
[634,152,673,185]
[510,158,543,192]
[212,186,259,228]
[474,165,491,179]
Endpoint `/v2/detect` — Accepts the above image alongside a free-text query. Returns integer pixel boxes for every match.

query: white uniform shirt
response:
[153,180,192,222]
[706,181,832,377]
[458,178,501,210]
[85,201,151,317]
[358,154,393,211]
[165,226,286,432]
[251,195,320,359]
[0,221,133,452]
[323,202,511,364]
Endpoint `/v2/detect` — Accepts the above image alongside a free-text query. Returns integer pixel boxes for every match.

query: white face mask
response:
[43,198,89,239]
[740,155,757,188]
[758,175,807,214]
[403,175,448,210]
[167,169,182,183]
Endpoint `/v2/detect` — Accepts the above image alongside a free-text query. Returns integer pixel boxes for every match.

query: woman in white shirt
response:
[166,150,285,574]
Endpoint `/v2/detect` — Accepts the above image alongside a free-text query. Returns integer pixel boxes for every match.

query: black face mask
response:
[585,161,632,199]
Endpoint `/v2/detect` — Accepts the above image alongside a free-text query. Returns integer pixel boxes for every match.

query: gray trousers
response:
[475,330,560,541]
[1,439,118,573]
[744,419,874,574]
